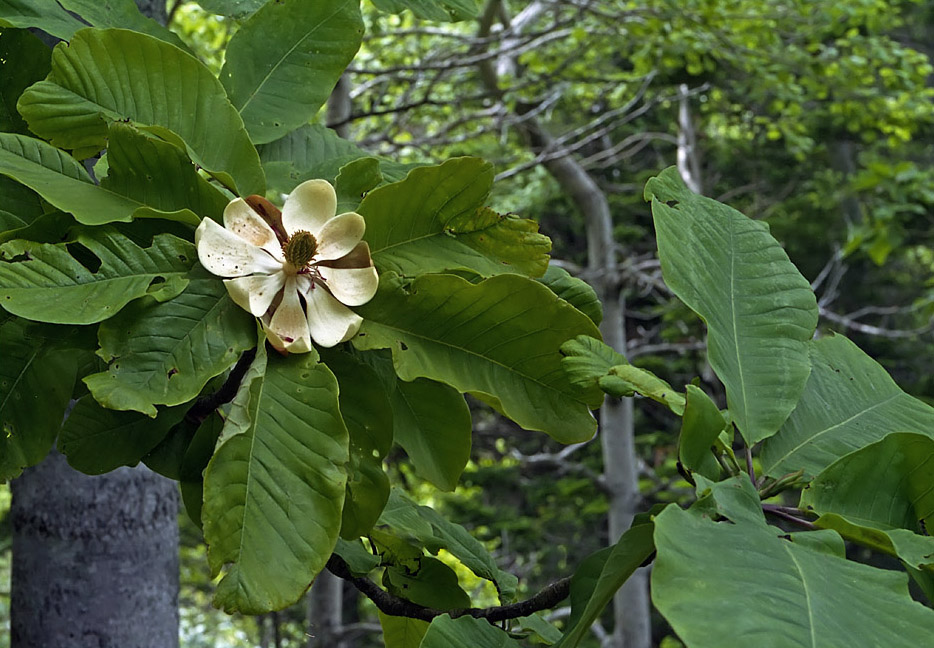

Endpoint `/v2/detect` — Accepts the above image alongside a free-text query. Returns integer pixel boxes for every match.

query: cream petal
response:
[314,212,366,261]
[304,284,363,348]
[224,273,285,316]
[223,199,283,260]
[281,179,337,238]
[266,276,312,353]
[195,218,282,277]
[317,265,379,306]
[319,241,373,269]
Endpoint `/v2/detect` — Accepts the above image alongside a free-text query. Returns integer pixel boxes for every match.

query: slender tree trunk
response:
[326,76,353,139]
[11,450,179,648]
[475,3,650,646]
[307,569,345,648]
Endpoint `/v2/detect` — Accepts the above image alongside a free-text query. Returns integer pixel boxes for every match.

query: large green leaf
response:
[420,615,521,648]
[320,349,393,539]
[0,133,201,226]
[0,1,86,40]
[18,28,264,195]
[220,0,363,144]
[557,522,655,648]
[0,29,50,135]
[0,317,77,481]
[103,122,229,223]
[203,343,349,614]
[370,0,479,22]
[356,273,602,444]
[0,228,195,324]
[391,378,471,492]
[59,397,186,475]
[359,158,550,278]
[57,0,189,49]
[84,268,256,416]
[652,476,934,647]
[760,334,934,478]
[801,433,934,531]
[378,489,518,601]
[645,167,817,443]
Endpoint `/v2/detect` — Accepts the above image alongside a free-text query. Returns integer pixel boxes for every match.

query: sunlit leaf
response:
[646,167,817,443]
[359,158,550,278]
[203,342,349,614]
[356,272,602,444]
[760,335,934,478]
[379,611,429,648]
[18,28,264,195]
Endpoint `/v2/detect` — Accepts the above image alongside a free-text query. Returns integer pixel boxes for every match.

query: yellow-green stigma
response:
[283,230,318,269]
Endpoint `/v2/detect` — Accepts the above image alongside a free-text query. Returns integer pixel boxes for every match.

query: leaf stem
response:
[184,348,257,425]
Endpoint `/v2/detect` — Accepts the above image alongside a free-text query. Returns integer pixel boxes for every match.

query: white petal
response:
[281,179,337,238]
[224,273,285,316]
[266,276,312,353]
[318,266,379,306]
[223,199,283,260]
[195,218,282,278]
[305,284,363,348]
[314,212,366,261]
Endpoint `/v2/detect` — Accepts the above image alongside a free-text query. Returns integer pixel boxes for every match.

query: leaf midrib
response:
[367,318,588,407]
[235,0,353,116]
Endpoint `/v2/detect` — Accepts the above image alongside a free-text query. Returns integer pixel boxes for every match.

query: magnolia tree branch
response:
[325,555,570,623]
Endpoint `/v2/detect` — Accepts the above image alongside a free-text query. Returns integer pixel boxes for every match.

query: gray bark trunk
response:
[307,569,345,648]
[475,3,651,645]
[11,450,179,648]
[326,76,353,139]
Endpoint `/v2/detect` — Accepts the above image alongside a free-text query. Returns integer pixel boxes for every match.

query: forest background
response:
[2,0,934,646]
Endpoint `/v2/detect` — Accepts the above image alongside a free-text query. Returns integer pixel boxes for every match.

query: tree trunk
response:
[11,450,179,648]
[307,569,345,648]
[475,3,651,645]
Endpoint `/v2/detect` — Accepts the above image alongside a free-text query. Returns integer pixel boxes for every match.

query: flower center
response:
[282,230,318,269]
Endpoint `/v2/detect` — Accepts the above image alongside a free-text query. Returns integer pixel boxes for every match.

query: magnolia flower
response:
[195,179,378,353]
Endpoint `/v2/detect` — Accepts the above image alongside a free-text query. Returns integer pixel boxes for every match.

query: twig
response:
[762,504,817,530]
[184,348,257,425]
[326,554,570,623]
